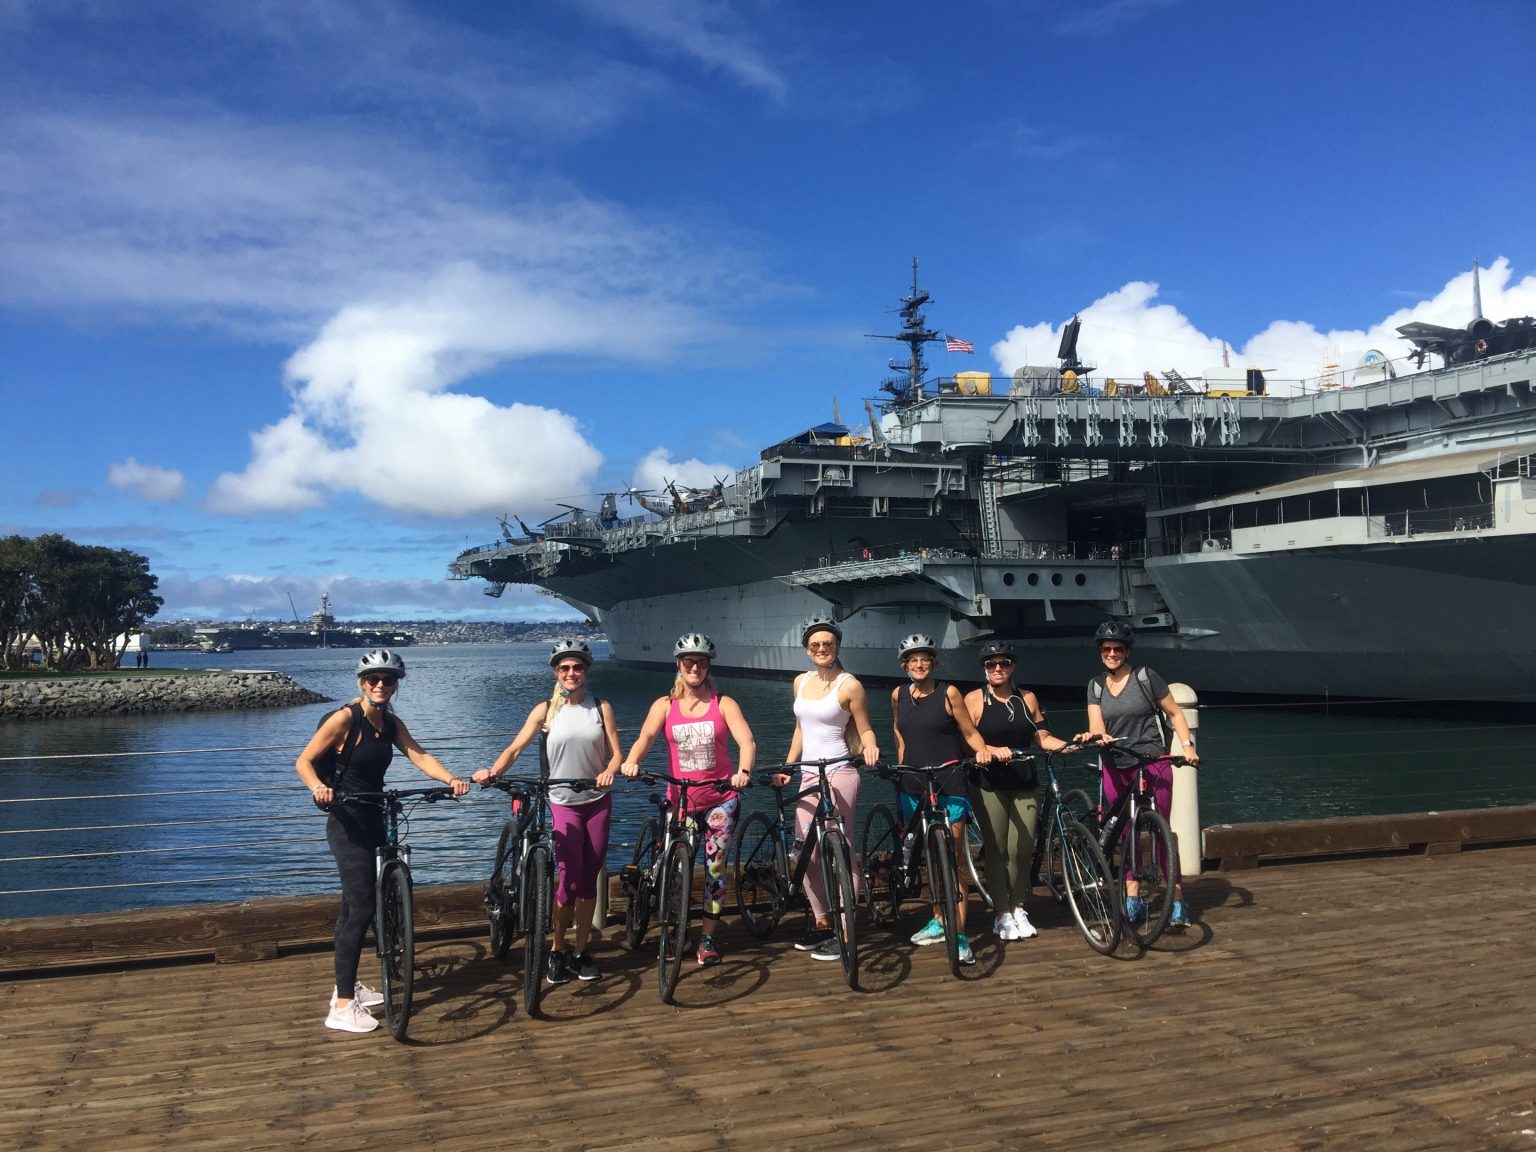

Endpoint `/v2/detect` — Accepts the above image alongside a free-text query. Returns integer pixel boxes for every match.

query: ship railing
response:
[1377,504,1495,537]
[980,539,1146,562]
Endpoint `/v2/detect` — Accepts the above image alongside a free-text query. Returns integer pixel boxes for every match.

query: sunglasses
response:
[983,658,1014,669]
[362,674,399,687]
[555,662,587,674]
[679,656,711,669]
[807,641,838,651]
[1099,645,1128,656]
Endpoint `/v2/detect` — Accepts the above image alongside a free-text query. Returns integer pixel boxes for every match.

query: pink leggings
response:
[551,792,612,906]
[794,768,862,921]
[1101,758,1178,886]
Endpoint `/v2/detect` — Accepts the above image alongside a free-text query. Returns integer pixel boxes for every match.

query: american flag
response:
[945,336,974,354]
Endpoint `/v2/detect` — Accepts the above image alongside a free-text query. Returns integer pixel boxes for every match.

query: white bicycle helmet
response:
[801,614,842,645]
[897,633,937,662]
[549,638,593,668]
[674,632,717,659]
[356,649,406,678]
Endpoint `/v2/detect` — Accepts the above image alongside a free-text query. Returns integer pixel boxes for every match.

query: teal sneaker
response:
[910,918,945,945]
[1124,895,1147,923]
[956,934,975,966]
[1169,900,1191,928]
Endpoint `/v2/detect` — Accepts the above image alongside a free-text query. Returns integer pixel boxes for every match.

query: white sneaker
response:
[993,913,1016,941]
[1011,906,1038,939]
[331,981,385,1010]
[325,998,380,1033]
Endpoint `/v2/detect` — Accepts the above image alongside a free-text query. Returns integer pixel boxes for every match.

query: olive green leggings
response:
[969,786,1038,912]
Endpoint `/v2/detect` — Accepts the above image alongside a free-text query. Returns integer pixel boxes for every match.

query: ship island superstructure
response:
[450,265,1536,702]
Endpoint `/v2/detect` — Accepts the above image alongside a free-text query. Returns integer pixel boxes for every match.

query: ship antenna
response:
[1472,259,1484,322]
[866,257,943,410]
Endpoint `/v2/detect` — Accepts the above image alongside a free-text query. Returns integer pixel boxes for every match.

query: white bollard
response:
[1166,682,1201,878]
[591,865,608,930]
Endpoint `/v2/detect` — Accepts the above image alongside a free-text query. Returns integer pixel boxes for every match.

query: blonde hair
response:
[670,669,717,700]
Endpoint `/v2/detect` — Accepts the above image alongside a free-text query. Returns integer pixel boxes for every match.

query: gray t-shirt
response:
[1087,666,1170,768]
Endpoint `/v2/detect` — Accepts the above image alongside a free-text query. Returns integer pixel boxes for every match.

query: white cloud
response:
[632,447,737,494]
[572,0,787,100]
[108,457,186,502]
[993,259,1536,394]
[150,571,574,622]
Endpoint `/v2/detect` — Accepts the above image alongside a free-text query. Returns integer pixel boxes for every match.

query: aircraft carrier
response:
[450,265,1536,702]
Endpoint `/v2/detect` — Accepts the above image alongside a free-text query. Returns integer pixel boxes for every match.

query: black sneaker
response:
[546,948,571,986]
[571,951,599,982]
[794,924,833,951]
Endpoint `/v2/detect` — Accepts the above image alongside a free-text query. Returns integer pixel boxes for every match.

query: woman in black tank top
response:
[888,635,991,966]
[964,643,1071,944]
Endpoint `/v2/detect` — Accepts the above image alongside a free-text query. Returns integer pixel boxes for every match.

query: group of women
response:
[296,618,1199,1034]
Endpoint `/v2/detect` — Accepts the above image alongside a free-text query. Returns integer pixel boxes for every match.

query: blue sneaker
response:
[1169,900,1191,928]
[956,934,975,966]
[910,917,945,945]
[1124,895,1146,923]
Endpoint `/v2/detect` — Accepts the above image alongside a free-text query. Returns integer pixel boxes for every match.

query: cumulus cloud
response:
[992,258,1536,394]
[631,447,738,495]
[108,457,186,502]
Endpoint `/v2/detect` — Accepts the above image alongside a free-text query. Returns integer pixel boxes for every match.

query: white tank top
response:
[545,695,607,806]
[793,672,855,768]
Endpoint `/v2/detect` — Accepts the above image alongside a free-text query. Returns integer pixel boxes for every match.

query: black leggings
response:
[327,815,380,996]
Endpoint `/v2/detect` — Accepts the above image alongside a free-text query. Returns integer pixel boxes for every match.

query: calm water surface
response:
[3,642,1533,918]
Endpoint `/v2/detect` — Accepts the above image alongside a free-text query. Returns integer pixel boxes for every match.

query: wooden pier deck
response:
[4,845,1535,1151]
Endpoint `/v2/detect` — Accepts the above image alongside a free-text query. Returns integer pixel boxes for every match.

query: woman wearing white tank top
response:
[777,616,880,960]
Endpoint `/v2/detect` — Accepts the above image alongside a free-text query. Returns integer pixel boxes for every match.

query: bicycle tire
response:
[1061,820,1120,956]
[522,844,551,1017]
[821,828,859,989]
[623,816,660,951]
[963,819,992,911]
[1123,808,1177,947]
[1039,813,1068,906]
[487,820,521,961]
[657,840,692,1004]
[732,810,787,939]
[1061,788,1096,829]
[927,823,962,976]
[378,861,414,1040]
[860,803,904,928]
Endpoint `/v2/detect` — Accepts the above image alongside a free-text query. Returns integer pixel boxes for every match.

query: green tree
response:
[18,535,163,670]
[0,535,35,670]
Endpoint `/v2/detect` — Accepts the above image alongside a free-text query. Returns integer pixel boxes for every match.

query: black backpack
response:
[311,702,368,786]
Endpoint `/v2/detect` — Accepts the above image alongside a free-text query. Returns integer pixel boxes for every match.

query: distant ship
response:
[194,594,414,652]
[450,262,1536,703]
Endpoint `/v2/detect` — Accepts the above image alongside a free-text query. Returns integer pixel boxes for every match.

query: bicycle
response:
[335,785,457,1040]
[1072,743,1187,947]
[859,761,972,977]
[620,772,740,1004]
[480,774,600,1017]
[731,755,861,989]
[1029,746,1121,955]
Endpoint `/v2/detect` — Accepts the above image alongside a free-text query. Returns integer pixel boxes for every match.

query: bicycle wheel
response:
[378,861,414,1040]
[860,803,904,928]
[1061,820,1120,956]
[963,819,992,911]
[657,840,692,1004]
[927,824,962,976]
[487,820,521,961]
[1039,813,1068,906]
[1060,788,1096,827]
[732,810,787,939]
[623,816,659,951]
[821,828,859,989]
[522,844,551,1017]
[1123,808,1177,947]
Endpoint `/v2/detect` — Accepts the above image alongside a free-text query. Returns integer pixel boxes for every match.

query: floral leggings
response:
[694,794,740,917]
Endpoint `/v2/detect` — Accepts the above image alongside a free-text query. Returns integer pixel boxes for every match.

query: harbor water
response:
[3,642,1534,919]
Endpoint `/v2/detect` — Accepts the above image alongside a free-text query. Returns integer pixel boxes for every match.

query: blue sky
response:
[4,0,1534,623]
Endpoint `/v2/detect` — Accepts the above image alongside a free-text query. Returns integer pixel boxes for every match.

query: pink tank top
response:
[665,694,735,811]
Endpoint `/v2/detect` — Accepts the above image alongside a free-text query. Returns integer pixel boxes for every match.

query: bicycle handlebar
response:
[335,786,458,806]
[779,754,861,771]
[479,775,601,794]
[634,771,744,794]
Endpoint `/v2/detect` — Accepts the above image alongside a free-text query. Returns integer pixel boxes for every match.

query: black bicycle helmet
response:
[356,649,406,678]
[549,638,593,668]
[801,614,842,645]
[897,633,937,662]
[673,632,717,659]
[1093,621,1135,647]
[978,641,1016,665]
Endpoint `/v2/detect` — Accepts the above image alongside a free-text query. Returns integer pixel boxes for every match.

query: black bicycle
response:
[335,785,457,1040]
[621,773,739,1004]
[480,774,600,1016]
[1030,747,1121,955]
[731,755,861,989]
[860,761,970,977]
[1071,744,1186,947]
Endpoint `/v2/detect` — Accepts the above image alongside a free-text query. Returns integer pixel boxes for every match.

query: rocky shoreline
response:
[0,670,328,721]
